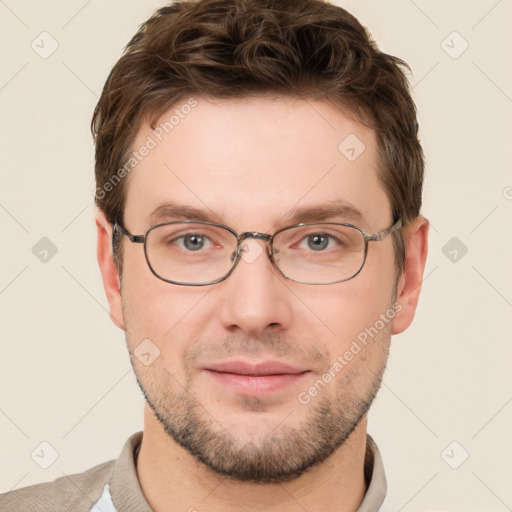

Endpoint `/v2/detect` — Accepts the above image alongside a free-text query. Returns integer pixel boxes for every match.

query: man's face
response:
[117,96,399,482]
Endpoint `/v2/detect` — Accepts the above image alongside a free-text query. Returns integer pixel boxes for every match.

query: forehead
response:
[123,96,391,232]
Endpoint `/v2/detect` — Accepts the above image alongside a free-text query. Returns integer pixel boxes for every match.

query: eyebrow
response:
[146,199,366,229]
[281,200,366,226]
[147,202,218,226]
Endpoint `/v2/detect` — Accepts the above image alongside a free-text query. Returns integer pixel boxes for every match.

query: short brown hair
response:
[92,0,424,273]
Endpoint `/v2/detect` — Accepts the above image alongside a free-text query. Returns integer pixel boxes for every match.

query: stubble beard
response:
[122,288,394,483]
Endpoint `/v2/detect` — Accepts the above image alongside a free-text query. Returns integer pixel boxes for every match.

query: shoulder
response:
[0,458,115,512]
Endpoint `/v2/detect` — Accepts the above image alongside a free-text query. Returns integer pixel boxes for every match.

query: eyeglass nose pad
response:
[271,246,280,263]
[230,244,244,262]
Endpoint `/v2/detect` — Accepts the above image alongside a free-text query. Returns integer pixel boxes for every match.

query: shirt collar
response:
[356,434,387,511]
[109,431,386,511]
[108,432,152,511]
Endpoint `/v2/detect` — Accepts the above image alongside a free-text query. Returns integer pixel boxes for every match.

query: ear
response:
[96,209,125,330]
[392,215,429,335]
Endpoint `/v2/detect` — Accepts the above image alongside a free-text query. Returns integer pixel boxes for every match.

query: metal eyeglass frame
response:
[112,218,402,286]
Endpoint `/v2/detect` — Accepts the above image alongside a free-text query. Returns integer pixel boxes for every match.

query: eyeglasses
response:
[112,218,402,286]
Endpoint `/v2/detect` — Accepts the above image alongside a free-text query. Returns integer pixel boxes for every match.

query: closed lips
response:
[204,361,309,376]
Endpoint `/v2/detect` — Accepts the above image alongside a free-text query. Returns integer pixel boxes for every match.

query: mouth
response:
[202,360,311,395]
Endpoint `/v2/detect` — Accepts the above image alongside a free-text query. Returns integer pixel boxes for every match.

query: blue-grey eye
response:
[183,234,205,251]
[307,234,329,251]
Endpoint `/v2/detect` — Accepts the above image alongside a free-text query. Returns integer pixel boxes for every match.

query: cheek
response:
[121,256,213,377]
[298,272,395,360]
[122,246,192,329]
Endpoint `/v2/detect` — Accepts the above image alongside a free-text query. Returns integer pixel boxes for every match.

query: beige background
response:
[1,1,511,510]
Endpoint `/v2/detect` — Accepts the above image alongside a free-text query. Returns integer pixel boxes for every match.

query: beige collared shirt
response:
[0,431,387,511]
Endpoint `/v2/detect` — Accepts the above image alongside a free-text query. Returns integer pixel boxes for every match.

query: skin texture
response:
[96,96,429,512]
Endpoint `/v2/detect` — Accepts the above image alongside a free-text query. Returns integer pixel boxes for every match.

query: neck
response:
[136,404,368,512]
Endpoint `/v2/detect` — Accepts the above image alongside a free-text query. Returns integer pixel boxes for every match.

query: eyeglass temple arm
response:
[112,222,145,244]
[367,218,402,242]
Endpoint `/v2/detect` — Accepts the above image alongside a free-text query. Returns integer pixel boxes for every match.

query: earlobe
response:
[96,209,125,330]
[391,215,429,335]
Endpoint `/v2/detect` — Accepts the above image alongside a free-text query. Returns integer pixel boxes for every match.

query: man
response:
[0,0,428,510]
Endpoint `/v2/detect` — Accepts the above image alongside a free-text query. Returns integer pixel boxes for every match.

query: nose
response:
[216,238,293,337]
